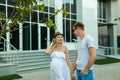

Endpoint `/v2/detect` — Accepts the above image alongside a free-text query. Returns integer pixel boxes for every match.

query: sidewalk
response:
[15,62,120,80]
[94,62,120,80]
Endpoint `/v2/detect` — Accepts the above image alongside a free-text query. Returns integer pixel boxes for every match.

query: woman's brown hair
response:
[53,32,64,39]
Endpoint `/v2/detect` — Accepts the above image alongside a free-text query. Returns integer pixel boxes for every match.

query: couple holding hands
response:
[45,22,96,80]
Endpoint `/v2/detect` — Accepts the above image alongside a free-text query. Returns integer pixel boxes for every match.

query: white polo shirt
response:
[76,35,96,70]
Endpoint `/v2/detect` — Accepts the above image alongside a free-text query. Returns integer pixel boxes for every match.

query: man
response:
[72,22,96,80]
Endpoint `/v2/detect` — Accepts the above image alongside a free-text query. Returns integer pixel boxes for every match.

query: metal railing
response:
[98,45,120,58]
[0,37,18,64]
[0,37,17,51]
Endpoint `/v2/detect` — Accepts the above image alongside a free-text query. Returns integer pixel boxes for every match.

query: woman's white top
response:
[50,51,71,80]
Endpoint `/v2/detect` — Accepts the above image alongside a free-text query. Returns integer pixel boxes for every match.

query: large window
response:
[0,0,56,50]
[117,36,120,48]
[0,0,5,4]
[32,24,38,50]
[0,5,6,15]
[22,0,55,50]
[97,0,107,23]
[10,24,19,49]
[23,23,30,50]
[7,0,16,5]
[63,0,77,42]
[99,35,110,46]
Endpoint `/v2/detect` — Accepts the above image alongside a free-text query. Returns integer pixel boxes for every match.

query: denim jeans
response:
[76,69,94,80]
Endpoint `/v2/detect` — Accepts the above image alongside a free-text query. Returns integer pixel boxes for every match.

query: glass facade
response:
[63,0,77,42]
[117,36,120,48]
[23,23,30,50]
[0,0,78,51]
[10,24,19,49]
[97,0,107,23]
[98,0,109,47]
[0,0,56,50]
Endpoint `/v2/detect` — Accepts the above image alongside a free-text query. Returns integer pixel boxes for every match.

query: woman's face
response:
[54,35,64,44]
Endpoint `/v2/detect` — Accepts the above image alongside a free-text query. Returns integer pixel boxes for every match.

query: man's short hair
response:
[73,22,84,30]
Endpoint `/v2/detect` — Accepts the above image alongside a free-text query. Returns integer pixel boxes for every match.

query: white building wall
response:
[82,0,98,48]
[111,0,120,35]
[65,0,98,50]
[55,0,63,34]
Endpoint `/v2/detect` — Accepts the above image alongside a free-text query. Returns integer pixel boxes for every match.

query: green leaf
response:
[53,9,60,16]
[44,19,56,29]
[32,0,37,5]
[114,17,120,21]
[8,23,14,28]
[11,19,18,25]
[0,12,6,20]
[61,8,68,16]
[119,18,120,20]
[39,4,45,12]
[2,29,10,34]
[114,18,118,21]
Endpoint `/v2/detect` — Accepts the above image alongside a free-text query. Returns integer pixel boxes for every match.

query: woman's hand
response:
[71,73,76,80]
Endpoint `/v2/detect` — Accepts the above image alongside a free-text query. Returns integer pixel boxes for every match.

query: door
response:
[41,26,47,49]
[38,23,55,49]
[38,23,49,49]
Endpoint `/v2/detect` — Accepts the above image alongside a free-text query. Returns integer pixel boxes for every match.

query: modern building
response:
[98,0,120,56]
[0,0,98,51]
[0,0,120,73]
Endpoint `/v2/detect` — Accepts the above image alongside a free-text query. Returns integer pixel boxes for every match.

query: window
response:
[0,0,5,4]
[23,23,30,50]
[7,0,17,5]
[32,24,38,50]
[39,12,48,22]
[10,24,19,49]
[0,0,6,4]
[31,11,37,22]
[99,35,109,46]
[50,28,55,41]
[97,0,107,23]
[0,0,56,51]
[63,0,77,42]
[0,5,6,15]
[117,36,120,48]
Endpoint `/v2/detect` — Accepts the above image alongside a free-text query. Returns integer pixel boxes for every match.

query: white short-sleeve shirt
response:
[76,35,96,70]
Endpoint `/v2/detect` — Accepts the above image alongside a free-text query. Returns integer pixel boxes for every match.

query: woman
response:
[45,32,71,80]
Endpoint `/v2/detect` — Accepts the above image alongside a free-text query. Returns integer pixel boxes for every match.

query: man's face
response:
[73,27,79,36]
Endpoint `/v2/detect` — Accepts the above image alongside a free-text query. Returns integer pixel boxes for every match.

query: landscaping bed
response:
[95,58,120,65]
[0,74,22,80]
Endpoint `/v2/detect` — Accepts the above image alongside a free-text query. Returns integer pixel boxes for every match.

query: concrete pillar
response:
[55,0,63,33]
[19,23,23,50]
[6,30,10,51]
[108,25,117,55]
[108,26,113,47]
[113,26,118,55]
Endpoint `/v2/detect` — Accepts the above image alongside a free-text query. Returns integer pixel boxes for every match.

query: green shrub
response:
[0,74,22,80]
[95,58,120,65]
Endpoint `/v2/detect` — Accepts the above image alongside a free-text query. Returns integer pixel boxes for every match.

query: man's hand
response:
[80,69,88,74]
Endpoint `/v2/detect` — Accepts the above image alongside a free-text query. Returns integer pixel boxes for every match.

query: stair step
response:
[0,50,76,72]
[18,61,50,68]
[18,58,50,64]
[18,56,50,60]
[18,53,47,57]
[17,65,50,72]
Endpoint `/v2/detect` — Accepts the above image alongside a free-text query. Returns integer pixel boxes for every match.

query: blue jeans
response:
[76,69,94,80]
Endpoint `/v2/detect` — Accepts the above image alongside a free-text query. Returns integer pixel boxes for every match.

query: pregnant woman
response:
[45,32,71,80]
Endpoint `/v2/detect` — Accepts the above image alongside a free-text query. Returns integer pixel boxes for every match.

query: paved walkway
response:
[15,62,120,80]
